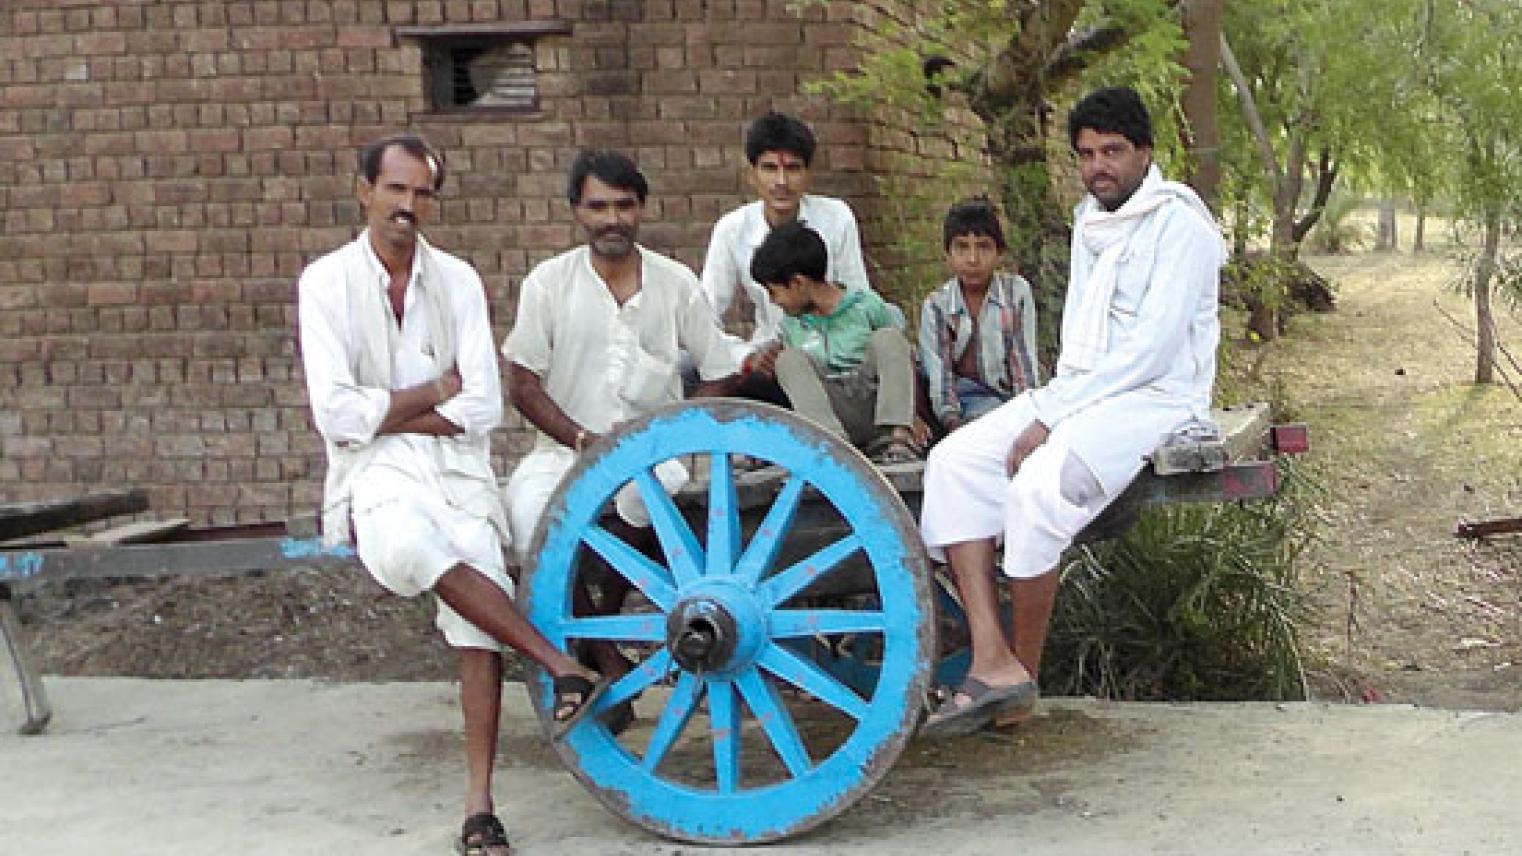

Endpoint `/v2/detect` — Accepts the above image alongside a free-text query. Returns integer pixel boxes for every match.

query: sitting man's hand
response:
[1005,419,1050,477]
[743,342,783,379]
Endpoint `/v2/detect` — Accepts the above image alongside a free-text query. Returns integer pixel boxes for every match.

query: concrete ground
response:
[4,677,1520,855]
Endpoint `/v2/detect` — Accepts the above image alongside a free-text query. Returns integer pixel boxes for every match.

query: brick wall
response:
[0,0,990,524]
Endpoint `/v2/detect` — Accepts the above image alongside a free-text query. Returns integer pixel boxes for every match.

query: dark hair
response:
[1067,86,1154,150]
[567,149,648,205]
[743,111,817,166]
[749,222,828,286]
[358,134,445,191]
[943,197,1006,251]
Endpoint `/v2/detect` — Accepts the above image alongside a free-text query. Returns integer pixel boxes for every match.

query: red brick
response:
[86,283,139,305]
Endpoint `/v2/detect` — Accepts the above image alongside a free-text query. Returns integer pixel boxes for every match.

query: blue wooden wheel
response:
[803,575,980,697]
[521,400,934,844]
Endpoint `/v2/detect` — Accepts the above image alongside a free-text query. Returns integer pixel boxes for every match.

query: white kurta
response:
[298,233,513,650]
[920,179,1223,577]
[501,245,739,560]
[699,194,872,362]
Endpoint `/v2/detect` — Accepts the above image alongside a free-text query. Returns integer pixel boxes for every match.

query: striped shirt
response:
[917,272,1040,424]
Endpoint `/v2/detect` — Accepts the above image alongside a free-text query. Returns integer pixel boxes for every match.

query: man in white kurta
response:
[299,135,592,855]
[918,87,1224,737]
[502,152,739,563]
[700,111,873,396]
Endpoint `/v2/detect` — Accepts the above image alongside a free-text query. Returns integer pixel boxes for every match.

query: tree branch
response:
[1219,33,1284,191]
[1292,148,1339,242]
[981,0,1088,108]
[1045,25,1133,83]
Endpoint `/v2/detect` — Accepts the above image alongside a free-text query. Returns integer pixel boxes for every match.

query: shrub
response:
[1043,459,1321,701]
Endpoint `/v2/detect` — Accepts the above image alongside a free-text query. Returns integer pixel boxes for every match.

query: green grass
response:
[1043,459,1322,701]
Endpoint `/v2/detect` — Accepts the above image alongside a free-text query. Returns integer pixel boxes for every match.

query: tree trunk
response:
[1180,0,1223,210]
[1375,199,1398,251]
[1231,193,1250,258]
[1413,208,1426,253]
[1252,140,1309,342]
[1474,210,1500,384]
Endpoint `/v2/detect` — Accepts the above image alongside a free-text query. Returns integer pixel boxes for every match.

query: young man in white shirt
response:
[298,135,601,855]
[502,150,741,711]
[699,111,873,400]
[918,87,1224,737]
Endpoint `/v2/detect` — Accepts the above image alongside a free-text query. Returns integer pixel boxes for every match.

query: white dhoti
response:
[504,446,688,568]
[350,467,514,652]
[919,389,1191,578]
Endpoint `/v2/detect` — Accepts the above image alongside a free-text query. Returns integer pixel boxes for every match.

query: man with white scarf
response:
[918,87,1223,737]
[299,135,600,855]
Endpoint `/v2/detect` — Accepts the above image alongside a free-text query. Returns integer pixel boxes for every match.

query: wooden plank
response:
[0,489,149,542]
[85,518,190,546]
[0,536,359,589]
[1455,517,1522,539]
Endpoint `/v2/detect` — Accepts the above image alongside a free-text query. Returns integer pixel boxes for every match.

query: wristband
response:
[574,429,588,453]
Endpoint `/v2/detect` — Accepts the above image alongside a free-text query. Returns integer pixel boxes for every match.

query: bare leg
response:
[460,649,503,810]
[457,649,511,854]
[1007,569,1061,679]
[432,563,585,680]
[944,539,1031,693]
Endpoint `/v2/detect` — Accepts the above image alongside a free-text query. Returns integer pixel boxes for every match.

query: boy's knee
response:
[773,347,813,377]
[868,327,909,354]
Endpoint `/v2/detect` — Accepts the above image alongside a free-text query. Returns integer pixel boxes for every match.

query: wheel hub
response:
[664,579,765,675]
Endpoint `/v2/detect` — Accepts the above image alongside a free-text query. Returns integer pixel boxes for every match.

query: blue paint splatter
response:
[0,552,45,581]
[279,537,355,560]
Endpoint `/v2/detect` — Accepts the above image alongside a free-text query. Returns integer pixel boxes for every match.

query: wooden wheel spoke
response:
[583,525,678,612]
[599,649,675,713]
[766,608,886,638]
[759,534,863,607]
[705,453,742,577]
[755,641,869,721]
[633,469,705,588]
[733,474,806,587]
[640,672,703,773]
[735,667,812,778]
[560,614,667,644]
[706,677,742,794]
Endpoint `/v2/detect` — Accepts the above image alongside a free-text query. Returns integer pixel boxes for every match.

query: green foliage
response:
[1303,193,1368,255]
[803,0,1191,354]
[1044,459,1322,701]
[864,163,986,313]
[1449,243,1522,311]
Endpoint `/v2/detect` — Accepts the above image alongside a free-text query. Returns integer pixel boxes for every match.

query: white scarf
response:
[1062,165,1217,372]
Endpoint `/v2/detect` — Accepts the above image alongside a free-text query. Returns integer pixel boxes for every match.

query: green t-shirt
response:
[779,289,903,375]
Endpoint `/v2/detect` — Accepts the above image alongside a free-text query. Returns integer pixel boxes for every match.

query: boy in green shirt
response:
[747,222,920,463]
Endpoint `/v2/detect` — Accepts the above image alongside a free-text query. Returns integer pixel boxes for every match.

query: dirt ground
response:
[1262,247,1522,711]
[10,243,1522,711]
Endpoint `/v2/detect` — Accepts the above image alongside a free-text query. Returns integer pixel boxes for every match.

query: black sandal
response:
[552,673,610,740]
[919,676,1037,739]
[457,811,510,855]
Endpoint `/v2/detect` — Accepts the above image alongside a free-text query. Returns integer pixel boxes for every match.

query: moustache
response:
[597,226,633,240]
[389,210,418,226]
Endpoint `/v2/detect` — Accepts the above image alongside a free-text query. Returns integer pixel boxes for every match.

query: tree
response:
[1394,0,1522,384]
[1179,0,1224,210]
[806,0,1187,350]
